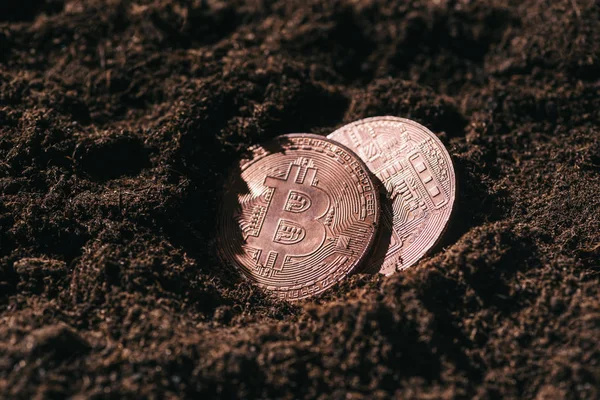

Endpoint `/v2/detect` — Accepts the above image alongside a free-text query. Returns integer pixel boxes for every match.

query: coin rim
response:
[216,133,381,300]
[328,116,456,275]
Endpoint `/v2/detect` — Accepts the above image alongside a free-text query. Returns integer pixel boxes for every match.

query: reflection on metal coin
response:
[328,117,456,276]
[217,134,380,300]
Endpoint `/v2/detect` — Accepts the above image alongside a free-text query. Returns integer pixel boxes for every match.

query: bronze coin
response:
[328,117,456,275]
[217,134,380,300]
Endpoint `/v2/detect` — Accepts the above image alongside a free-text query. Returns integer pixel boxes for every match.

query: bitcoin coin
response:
[329,117,456,276]
[217,134,380,300]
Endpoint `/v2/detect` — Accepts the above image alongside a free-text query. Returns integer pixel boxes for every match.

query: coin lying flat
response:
[329,117,456,276]
[217,134,380,300]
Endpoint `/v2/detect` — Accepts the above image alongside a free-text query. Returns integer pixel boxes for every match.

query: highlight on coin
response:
[216,134,380,301]
[329,116,456,276]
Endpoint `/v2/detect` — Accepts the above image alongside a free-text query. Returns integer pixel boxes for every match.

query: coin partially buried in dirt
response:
[217,134,380,301]
[329,117,456,276]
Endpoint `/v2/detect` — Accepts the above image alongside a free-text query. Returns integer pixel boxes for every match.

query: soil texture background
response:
[1,0,599,398]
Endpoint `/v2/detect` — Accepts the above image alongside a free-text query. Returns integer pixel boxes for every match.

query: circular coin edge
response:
[328,116,457,274]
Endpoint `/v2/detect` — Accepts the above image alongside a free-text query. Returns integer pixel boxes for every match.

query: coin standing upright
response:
[217,134,380,300]
[329,117,456,276]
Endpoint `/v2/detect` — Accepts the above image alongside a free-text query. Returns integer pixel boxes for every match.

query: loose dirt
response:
[1,0,598,398]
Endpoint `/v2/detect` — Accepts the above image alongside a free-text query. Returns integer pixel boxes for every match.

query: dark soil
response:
[1,0,599,398]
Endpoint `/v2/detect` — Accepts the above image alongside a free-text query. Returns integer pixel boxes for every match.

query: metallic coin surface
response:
[217,134,380,300]
[328,117,456,276]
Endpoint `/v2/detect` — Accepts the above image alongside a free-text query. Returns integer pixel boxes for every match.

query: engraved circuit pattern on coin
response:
[217,134,380,300]
[328,117,456,276]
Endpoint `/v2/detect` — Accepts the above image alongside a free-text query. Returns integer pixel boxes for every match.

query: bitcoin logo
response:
[217,134,379,301]
[246,160,329,273]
